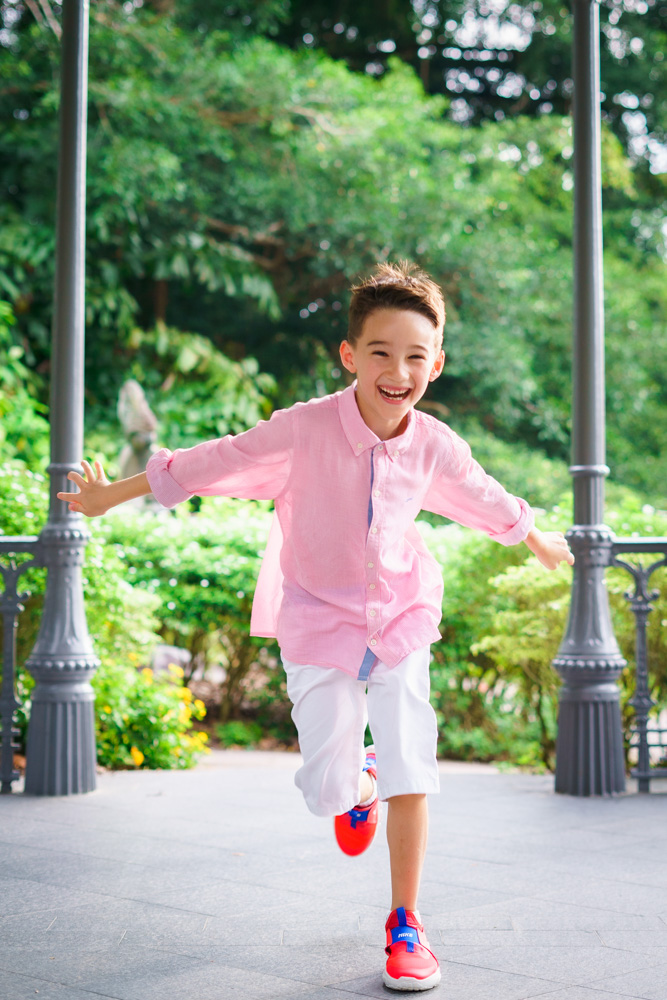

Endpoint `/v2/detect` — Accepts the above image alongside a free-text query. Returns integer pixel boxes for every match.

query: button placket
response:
[366,444,385,641]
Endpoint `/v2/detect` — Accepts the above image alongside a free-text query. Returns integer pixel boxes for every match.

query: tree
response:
[1,1,665,498]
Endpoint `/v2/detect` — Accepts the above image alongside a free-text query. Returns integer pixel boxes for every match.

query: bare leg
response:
[386,794,428,911]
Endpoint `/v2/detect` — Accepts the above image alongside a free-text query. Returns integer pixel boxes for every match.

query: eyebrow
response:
[365,340,429,351]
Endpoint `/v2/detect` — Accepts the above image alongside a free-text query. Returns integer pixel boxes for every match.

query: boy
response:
[58,262,573,992]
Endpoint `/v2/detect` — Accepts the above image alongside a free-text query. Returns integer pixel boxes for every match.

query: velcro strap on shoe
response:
[390,925,420,953]
[347,805,371,829]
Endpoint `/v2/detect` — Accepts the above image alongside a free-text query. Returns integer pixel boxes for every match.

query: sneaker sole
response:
[383,967,441,991]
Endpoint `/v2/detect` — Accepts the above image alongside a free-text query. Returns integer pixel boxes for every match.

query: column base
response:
[24,688,97,795]
[555,692,626,796]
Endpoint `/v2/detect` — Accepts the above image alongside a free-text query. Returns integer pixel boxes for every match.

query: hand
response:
[524,528,575,571]
[57,460,112,518]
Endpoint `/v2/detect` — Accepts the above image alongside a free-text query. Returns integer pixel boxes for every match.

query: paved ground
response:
[0,752,666,1000]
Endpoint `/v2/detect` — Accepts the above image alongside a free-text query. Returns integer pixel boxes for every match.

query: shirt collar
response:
[337,382,416,461]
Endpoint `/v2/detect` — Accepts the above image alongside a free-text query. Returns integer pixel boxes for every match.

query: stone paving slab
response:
[0,752,666,1000]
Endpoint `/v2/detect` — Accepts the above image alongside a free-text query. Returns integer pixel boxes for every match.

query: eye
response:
[372,350,389,357]
[410,355,428,361]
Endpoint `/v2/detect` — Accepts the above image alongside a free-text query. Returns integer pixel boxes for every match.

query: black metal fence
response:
[611,537,667,792]
[0,537,42,793]
[2,533,667,794]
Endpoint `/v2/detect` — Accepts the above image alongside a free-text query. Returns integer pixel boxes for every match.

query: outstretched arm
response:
[524,527,574,570]
[56,460,152,517]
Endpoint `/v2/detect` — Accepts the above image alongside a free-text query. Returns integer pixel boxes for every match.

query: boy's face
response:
[340,308,445,440]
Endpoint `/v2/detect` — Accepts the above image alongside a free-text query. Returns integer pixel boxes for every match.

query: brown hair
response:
[347,261,445,348]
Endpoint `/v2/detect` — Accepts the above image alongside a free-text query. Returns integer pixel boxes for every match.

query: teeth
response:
[379,387,409,397]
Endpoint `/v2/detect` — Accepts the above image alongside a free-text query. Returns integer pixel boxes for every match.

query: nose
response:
[388,357,409,382]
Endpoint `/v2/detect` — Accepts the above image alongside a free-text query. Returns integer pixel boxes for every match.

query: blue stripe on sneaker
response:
[397,907,407,925]
[391,926,419,947]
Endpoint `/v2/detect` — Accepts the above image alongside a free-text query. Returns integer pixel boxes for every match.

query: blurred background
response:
[1,0,666,772]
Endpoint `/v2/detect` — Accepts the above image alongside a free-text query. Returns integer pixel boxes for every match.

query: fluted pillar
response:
[552,0,626,795]
[24,0,99,795]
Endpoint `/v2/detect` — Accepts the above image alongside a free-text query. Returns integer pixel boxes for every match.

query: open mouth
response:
[378,386,411,402]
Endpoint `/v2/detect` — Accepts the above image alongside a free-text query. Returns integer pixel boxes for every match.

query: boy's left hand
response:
[524,528,575,570]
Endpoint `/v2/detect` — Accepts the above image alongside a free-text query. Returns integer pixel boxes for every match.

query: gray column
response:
[24,0,99,795]
[552,0,626,795]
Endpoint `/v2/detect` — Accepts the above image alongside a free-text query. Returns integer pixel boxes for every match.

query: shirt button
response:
[357,442,363,449]
[370,527,378,534]
[370,638,377,646]
[377,444,384,451]
[369,609,376,617]
[374,490,381,498]
[369,583,376,590]
[367,561,374,568]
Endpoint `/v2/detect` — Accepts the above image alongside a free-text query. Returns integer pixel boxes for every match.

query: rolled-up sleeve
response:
[421,433,534,545]
[145,408,294,510]
[146,448,194,509]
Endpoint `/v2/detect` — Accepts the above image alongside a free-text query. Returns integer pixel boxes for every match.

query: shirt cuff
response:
[145,448,193,509]
[488,498,535,546]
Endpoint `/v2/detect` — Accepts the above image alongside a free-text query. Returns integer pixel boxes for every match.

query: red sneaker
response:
[334,747,379,856]
[383,907,441,991]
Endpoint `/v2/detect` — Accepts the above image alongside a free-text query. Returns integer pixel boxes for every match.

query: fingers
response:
[57,459,104,507]
[65,471,85,489]
[81,459,96,482]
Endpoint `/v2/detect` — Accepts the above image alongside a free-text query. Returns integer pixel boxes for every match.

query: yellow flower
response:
[178,705,191,725]
[130,746,144,767]
[194,699,206,716]
[179,686,193,702]
[102,705,112,714]
[168,663,185,678]
[128,652,139,663]
[141,667,153,682]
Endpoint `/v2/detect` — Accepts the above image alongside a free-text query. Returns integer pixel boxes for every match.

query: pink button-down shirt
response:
[145,384,534,676]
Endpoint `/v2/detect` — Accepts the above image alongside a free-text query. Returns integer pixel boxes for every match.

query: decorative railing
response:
[0,537,43,794]
[2,534,666,794]
[611,538,667,793]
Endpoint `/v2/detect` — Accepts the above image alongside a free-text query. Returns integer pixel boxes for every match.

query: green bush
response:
[95,662,209,769]
[98,496,280,722]
[84,323,277,475]
[0,460,209,768]
[424,494,667,771]
[216,720,263,748]
[0,301,50,470]
[5,450,666,772]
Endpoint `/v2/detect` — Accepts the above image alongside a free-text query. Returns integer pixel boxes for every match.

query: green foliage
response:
[85,323,277,470]
[0,301,49,469]
[422,495,667,771]
[216,719,264,748]
[122,324,275,448]
[268,1,666,172]
[0,460,208,768]
[97,497,279,722]
[94,662,209,769]
[2,7,665,501]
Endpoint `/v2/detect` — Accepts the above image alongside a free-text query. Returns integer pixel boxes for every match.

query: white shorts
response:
[282,646,440,817]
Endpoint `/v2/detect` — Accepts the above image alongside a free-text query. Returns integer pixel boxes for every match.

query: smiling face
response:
[339,308,445,440]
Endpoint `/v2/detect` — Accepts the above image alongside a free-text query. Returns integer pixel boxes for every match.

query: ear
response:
[429,349,445,382]
[339,340,357,374]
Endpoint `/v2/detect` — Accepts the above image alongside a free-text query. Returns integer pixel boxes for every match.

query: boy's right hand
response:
[57,460,112,518]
